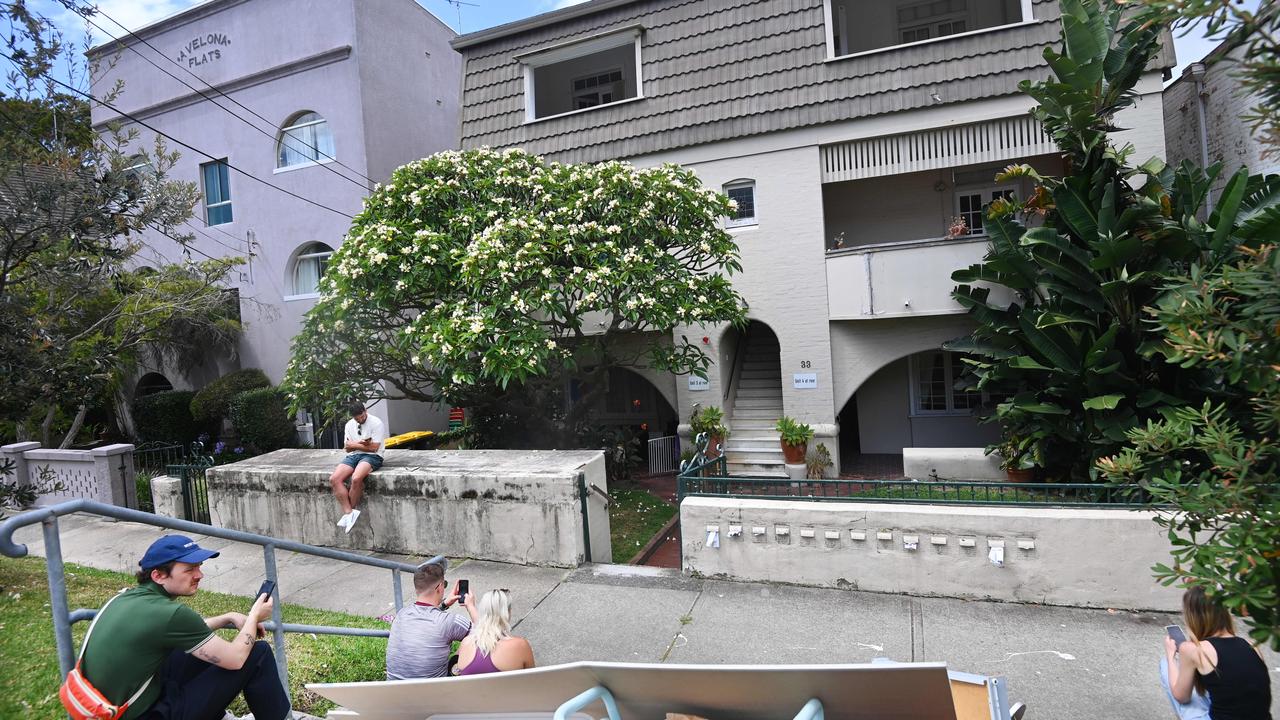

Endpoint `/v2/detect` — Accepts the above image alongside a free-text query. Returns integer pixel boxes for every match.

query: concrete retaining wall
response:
[681,497,1180,611]
[1,441,137,507]
[207,449,610,567]
[902,447,1004,481]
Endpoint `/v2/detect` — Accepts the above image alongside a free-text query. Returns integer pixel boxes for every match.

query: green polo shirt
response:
[80,582,214,719]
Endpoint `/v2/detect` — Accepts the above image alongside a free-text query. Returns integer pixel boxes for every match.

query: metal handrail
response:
[0,499,444,696]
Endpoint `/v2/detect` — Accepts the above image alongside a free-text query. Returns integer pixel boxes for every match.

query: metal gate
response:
[647,435,680,475]
[167,442,214,524]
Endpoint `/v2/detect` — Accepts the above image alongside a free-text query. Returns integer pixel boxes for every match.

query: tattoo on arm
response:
[240,631,253,646]
[194,645,220,664]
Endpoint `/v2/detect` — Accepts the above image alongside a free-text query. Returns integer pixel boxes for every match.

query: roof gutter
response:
[451,0,639,50]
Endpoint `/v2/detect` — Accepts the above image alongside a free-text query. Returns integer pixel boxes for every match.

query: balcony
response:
[821,150,1063,319]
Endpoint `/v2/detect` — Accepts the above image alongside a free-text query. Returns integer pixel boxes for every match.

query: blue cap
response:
[139,535,220,568]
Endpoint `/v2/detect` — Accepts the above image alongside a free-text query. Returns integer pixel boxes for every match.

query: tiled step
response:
[725,462,787,478]
[729,431,781,443]
[736,396,782,409]
[734,407,781,420]
[725,449,786,464]
[735,387,782,398]
[731,420,779,432]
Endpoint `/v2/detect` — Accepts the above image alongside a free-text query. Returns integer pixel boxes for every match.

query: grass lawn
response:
[0,555,390,718]
[608,487,676,562]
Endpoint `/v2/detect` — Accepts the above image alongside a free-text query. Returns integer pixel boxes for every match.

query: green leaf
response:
[1082,394,1123,410]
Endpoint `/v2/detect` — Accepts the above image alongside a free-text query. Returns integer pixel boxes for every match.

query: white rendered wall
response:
[682,496,1181,611]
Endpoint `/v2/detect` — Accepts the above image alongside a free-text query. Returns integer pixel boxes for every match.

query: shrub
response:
[135,470,154,513]
[228,387,296,453]
[132,390,200,444]
[806,443,833,479]
[190,369,271,428]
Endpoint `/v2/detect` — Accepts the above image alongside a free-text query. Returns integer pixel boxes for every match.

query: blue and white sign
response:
[793,373,818,389]
[688,376,710,391]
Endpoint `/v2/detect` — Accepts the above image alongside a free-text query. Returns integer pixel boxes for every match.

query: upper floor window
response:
[520,27,643,121]
[724,180,757,228]
[827,0,1032,59]
[954,186,1014,237]
[277,112,335,170]
[289,242,334,297]
[201,159,232,225]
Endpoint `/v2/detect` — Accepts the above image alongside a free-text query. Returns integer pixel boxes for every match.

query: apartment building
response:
[88,0,461,438]
[452,0,1174,475]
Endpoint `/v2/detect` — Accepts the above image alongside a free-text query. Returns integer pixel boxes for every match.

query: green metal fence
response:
[675,433,1151,508]
[166,442,215,524]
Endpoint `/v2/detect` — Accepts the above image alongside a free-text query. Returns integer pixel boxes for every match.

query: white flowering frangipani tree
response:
[283,148,748,437]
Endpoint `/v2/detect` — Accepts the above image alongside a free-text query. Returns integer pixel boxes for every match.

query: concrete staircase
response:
[724,331,786,477]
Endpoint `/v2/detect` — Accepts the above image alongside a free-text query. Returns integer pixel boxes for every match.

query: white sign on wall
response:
[793,373,818,389]
[688,376,710,391]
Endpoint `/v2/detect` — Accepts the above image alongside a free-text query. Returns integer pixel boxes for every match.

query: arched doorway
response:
[835,349,1000,476]
[591,367,679,469]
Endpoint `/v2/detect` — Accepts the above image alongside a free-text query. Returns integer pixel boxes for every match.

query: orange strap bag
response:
[59,592,153,720]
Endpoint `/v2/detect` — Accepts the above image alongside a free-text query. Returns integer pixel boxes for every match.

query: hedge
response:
[190,369,271,426]
[132,390,200,445]
[228,387,296,452]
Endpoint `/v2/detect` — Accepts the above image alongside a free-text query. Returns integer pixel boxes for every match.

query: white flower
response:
[470,319,485,333]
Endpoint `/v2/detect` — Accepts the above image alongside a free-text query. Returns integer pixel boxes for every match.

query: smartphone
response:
[1166,625,1187,644]
[456,579,469,606]
[257,579,276,600]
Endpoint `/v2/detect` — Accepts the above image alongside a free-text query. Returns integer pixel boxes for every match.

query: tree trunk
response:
[40,406,56,446]
[59,405,89,449]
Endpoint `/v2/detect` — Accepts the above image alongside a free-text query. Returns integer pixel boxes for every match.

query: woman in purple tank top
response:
[454,589,536,676]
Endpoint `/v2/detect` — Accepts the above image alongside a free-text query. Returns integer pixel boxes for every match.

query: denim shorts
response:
[341,452,383,470]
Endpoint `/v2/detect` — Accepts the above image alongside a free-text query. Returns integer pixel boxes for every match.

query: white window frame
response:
[518,26,644,124]
[823,0,1036,61]
[953,184,1015,238]
[275,111,336,172]
[285,243,334,300]
[723,179,758,229]
[200,159,233,226]
[907,351,985,417]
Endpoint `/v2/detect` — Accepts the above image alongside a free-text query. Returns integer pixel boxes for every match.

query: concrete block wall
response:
[681,496,1181,611]
[207,448,610,566]
[0,442,137,508]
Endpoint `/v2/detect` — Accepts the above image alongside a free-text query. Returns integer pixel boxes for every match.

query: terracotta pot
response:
[704,434,724,460]
[1005,467,1034,483]
[781,441,806,464]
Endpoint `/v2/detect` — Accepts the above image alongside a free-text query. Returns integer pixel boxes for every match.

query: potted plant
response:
[805,443,833,479]
[689,406,729,460]
[774,416,813,464]
[991,433,1036,483]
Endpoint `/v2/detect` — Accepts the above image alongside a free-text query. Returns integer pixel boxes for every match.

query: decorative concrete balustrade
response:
[0,441,137,507]
[207,449,611,567]
[682,497,1181,612]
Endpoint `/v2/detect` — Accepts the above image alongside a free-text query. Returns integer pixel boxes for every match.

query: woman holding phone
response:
[454,589,535,675]
[1160,586,1271,719]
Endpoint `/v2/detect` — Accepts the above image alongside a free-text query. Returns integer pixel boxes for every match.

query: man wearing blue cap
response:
[75,535,290,719]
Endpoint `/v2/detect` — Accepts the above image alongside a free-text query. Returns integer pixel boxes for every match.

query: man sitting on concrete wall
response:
[330,401,387,533]
[386,560,477,680]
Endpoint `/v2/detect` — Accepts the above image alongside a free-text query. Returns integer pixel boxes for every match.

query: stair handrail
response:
[721,328,750,423]
[0,498,443,699]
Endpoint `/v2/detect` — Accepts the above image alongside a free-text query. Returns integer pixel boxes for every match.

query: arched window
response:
[290,242,335,296]
[135,372,174,398]
[277,111,335,169]
[723,179,757,228]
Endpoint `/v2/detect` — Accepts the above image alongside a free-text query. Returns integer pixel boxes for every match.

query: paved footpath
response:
[10,513,1279,719]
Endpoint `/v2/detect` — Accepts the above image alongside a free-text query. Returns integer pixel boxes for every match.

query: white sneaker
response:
[336,512,352,529]
[344,509,361,534]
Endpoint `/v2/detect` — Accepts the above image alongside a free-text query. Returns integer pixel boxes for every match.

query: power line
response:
[88,8,376,190]
[2,50,357,220]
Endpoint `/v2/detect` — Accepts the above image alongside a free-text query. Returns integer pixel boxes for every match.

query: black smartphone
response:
[456,579,469,605]
[1166,625,1187,644]
[257,579,276,600]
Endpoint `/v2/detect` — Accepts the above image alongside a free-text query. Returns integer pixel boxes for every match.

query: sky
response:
[28,0,1261,88]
